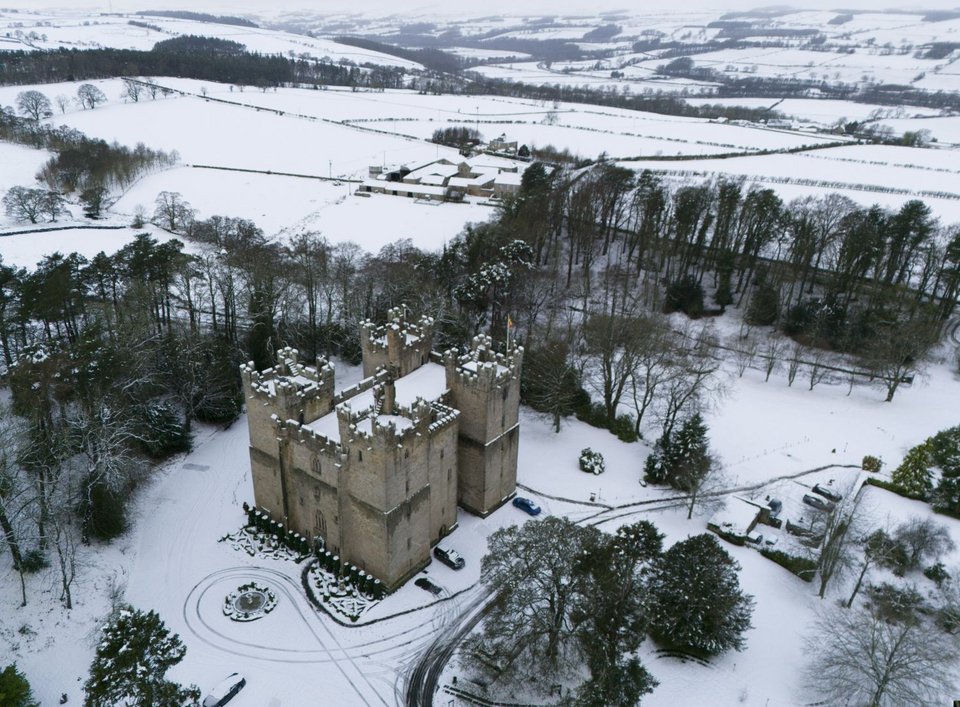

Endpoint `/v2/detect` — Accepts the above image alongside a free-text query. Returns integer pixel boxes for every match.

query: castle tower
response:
[444,335,523,516]
[240,347,336,521]
[336,396,458,589]
[360,306,435,378]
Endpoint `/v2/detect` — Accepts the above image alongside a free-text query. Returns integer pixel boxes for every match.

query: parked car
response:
[203,673,246,707]
[766,498,783,516]
[812,483,843,503]
[434,546,465,570]
[512,496,541,516]
[803,494,835,512]
[415,577,442,595]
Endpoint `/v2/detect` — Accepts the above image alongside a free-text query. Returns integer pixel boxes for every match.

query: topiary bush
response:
[861,455,883,473]
[579,448,605,475]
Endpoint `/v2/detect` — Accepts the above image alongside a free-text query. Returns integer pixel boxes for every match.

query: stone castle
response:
[241,308,522,590]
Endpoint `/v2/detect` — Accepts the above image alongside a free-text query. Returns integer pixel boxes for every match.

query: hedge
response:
[760,548,816,582]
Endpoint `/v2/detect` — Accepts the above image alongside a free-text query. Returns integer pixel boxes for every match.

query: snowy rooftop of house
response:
[494,172,523,186]
[708,496,763,536]
[448,174,497,188]
[405,162,459,181]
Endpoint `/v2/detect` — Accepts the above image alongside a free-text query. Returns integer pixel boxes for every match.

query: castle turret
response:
[360,306,434,378]
[444,335,523,516]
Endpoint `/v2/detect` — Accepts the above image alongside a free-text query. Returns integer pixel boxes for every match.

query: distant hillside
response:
[136,10,258,28]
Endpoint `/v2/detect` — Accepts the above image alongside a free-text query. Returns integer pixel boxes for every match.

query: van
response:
[203,673,246,707]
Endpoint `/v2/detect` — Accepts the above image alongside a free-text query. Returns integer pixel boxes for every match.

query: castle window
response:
[313,487,321,501]
[407,538,411,551]
[502,386,508,400]
[447,468,452,483]
[315,510,326,535]
[358,450,363,462]
[404,448,409,459]
[405,478,410,494]
[440,449,444,459]
[312,455,321,474]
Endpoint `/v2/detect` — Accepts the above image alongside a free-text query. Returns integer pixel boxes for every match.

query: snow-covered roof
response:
[495,172,523,186]
[395,362,448,406]
[708,496,763,537]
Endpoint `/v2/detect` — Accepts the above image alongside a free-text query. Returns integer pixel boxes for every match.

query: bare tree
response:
[656,326,722,441]
[806,605,959,707]
[733,324,758,377]
[120,79,144,103]
[3,186,65,224]
[51,509,78,609]
[16,89,52,121]
[627,313,674,435]
[807,349,830,391]
[861,318,937,402]
[55,93,71,114]
[76,83,107,110]
[847,527,899,608]
[814,486,863,599]
[894,517,956,572]
[786,342,803,387]
[152,191,195,233]
[761,336,785,382]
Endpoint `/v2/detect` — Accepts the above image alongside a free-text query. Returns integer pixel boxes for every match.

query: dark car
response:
[812,484,843,503]
[434,546,465,570]
[415,577,442,595]
[512,496,541,516]
[803,494,835,512]
[203,673,246,707]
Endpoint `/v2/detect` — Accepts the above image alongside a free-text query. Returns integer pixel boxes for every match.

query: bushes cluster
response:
[574,395,638,442]
[861,455,883,472]
[578,448,605,475]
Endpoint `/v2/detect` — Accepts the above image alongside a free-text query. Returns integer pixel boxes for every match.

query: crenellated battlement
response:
[274,414,347,460]
[241,347,336,424]
[443,335,523,391]
[360,306,435,378]
[336,396,437,447]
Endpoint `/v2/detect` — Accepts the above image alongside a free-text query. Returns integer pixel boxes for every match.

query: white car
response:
[203,673,246,707]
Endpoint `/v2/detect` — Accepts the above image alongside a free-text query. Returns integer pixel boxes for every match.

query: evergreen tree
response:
[0,664,38,707]
[891,443,933,498]
[933,475,960,517]
[745,281,779,326]
[647,534,754,654]
[84,606,199,707]
[666,413,711,492]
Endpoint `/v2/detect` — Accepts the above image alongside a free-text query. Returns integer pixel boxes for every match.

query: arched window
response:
[314,510,326,535]
[311,455,321,475]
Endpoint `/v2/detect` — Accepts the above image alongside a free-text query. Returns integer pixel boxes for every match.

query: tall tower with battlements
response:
[359,306,434,378]
[444,335,523,516]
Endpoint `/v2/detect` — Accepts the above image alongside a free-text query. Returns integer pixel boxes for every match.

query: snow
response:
[394,362,447,407]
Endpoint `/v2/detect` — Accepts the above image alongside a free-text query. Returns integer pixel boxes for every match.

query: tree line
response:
[0,41,404,91]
